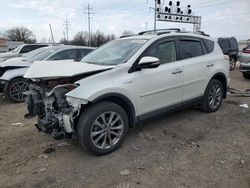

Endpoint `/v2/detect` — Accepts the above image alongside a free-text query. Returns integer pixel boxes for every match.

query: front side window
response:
[49,49,79,60]
[180,40,203,59]
[146,41,176,64]
[81,39,147,65]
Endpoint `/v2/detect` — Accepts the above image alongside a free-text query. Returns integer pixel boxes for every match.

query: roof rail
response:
[119,34,136,38]
[138,28,181,35]
[179,30,210,37]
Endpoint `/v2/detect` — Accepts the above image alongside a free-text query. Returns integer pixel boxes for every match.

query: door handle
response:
[207,64,214,67]
[172,69,183,74]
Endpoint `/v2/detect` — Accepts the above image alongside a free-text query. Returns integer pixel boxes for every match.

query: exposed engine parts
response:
[24,81,80,140]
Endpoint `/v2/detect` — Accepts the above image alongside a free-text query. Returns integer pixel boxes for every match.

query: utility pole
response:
[49,24,55,44]
[64,18,70,44]
[145,22,148,31]
[149,0,157,31]
[154,0,157,31]
[84,3,94,46]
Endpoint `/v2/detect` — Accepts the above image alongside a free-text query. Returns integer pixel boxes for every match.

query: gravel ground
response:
[0,64,250,188]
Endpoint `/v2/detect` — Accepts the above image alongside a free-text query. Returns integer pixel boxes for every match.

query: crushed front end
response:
[24,80,82,140]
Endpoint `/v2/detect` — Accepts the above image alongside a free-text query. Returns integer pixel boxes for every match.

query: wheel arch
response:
[209,72,227,98]
[90,93,137,128]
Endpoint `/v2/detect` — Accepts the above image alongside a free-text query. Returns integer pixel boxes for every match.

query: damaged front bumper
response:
[25,86,84,140]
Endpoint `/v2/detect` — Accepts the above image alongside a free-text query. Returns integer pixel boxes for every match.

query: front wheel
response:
[77,101,129,155]
[4,78,30,103]
[201,79,224,113]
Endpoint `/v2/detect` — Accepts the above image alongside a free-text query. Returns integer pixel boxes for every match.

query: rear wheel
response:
[77,101,129,155]
[229,57,236,70]
[242,72,250,79]
[201,79,224,113]
[4,78,29,103]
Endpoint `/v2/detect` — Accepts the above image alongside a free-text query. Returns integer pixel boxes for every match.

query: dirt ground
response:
[0,64,250,188]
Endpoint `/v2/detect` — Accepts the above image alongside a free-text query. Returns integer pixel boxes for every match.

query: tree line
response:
[1,26,134,47]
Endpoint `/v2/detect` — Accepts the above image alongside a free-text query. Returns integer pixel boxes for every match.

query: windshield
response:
[12,45,25,53]
[81,39,147,65]
[26,49,60,62]
[22,47,48,58]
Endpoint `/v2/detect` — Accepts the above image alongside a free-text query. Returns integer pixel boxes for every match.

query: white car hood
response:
[0,57,31,68]
[0,52,18,59]
[24,61,115,79]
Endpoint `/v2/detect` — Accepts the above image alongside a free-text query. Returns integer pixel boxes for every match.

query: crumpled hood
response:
[24,61,115,79]
[0,57,31,68]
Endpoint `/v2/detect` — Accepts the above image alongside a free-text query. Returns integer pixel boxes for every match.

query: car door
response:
[178,37,209,101]
[132,38,183,117]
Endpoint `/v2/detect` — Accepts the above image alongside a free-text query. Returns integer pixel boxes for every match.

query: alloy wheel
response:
[208,84,222,110]
[91,111,124,149]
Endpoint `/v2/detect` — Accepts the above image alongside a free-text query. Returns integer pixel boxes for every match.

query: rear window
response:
[180,40,203,59]
[203,39,214,53]
[229,38,238,49]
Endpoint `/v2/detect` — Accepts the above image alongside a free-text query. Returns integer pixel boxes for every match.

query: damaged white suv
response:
[24,29,229,155]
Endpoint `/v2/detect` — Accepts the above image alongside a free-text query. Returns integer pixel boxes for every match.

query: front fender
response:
[0,67,29,81]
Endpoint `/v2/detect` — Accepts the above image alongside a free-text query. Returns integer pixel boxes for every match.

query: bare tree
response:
[5,26,36,43]
[70,31,116,47]
[70,31,89,46]
[122,30,135,36]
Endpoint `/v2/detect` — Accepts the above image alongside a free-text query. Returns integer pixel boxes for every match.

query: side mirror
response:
[138,56,160,69]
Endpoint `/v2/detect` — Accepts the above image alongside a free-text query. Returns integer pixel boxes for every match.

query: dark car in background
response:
[218,37,239,70]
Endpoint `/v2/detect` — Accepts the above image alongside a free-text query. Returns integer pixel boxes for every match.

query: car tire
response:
[242,72,250,79]
[77,101,129,155]
[4,78,30,103]
[200,79,224,113]
[229,57,236,71]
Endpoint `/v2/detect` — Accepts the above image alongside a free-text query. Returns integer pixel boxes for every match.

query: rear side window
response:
[20,45,48,53]
[79,49,94,59]
[49,49,79,60]
[180,40,203,59]
[203,39,214,53]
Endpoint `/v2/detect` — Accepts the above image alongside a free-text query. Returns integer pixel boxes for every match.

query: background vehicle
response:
[218,37,239,70]
[0,44,49,62]
[239,44,250,79]
[0,45,95,102]
[24,29,229,155]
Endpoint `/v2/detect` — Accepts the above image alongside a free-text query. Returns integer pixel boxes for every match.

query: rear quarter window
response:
[203,39,214,53]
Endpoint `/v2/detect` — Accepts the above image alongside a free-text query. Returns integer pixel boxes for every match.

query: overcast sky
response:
[0,0,249,42]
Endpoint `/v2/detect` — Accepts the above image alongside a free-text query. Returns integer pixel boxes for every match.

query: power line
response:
[64,17,70,44]
[83,3,95,46]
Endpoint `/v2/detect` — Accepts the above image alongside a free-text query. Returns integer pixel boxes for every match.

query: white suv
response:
[24,29,229,155]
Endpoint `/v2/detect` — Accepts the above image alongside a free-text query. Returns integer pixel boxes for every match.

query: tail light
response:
[224,55,229,61]
[243,49,250,54]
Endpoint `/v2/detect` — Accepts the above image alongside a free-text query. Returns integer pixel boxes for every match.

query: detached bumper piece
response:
[36,116,59,134]
[36,116,73,140]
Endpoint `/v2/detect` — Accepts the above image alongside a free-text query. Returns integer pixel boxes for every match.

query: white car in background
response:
[0,44,49,62]
[0,45,95,102]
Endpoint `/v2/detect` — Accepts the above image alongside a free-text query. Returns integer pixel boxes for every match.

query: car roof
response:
[119,32,215,42]
[37,45,96,51]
